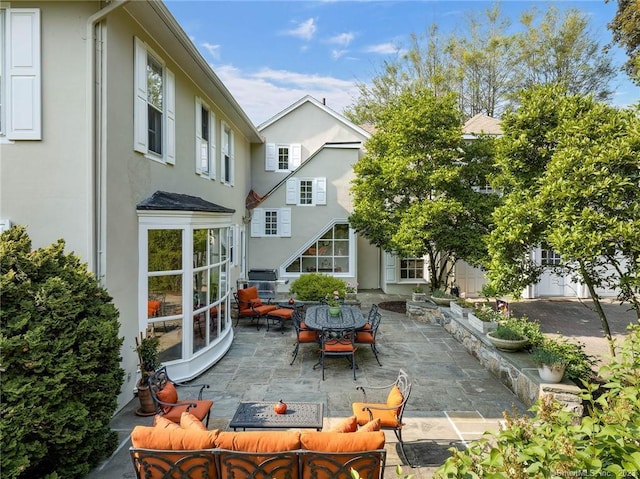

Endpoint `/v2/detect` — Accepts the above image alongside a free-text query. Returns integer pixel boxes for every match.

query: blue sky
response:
[165,0,639,125]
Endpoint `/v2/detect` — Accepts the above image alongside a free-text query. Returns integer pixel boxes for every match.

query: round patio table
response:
[304,305,367,330]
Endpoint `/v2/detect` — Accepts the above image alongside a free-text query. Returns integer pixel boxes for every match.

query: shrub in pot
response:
[487,324,529,352]
[135,332,160,415]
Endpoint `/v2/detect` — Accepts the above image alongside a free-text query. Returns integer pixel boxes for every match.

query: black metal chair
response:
[316,327,357,380]
[290,310,319,365]
[355,310,382,366]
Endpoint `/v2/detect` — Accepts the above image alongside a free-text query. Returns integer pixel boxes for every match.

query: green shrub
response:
[434,324,640,479]
[498,315,544,347]
[289,273,347,301]
[531,335,595,384]
[0,226,125,479]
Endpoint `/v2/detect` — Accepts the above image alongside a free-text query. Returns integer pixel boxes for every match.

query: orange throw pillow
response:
[131,426,219,450]
[358,418,381,432]
[154,415,180,430]
[386,385,403,407]
[156,382,178,413]
[327,416,358,433]
[181,411,207,431]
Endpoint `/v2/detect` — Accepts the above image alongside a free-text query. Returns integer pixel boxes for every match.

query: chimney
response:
[322,98,326,105]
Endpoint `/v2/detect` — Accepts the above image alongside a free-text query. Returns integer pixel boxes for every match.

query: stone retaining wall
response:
[407,301,583,414]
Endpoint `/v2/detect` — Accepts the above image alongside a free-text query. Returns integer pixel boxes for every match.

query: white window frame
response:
[134,37,175,164]
[250,208,291,238]
[221,121,234,185]
[1,7,41,141]
[265,143,301,172]
[285,177,326,206]
[195,97,216,179]
[399,257,426,281]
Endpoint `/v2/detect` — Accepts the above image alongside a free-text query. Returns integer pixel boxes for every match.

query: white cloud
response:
[201,42,221,60]
[212,64,359,125]
[332,49,348,60]
[328,32,354,47]
[365,42,402,55]
[284,18,317,41]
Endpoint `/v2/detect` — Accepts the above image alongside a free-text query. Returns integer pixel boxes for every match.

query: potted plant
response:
[345,282,358,301]
[530,340,568,383]
[135,332,161,416]
[487,324,529,352]
[326,290,343,316]
[429,288,455,306]
[411,284,427,302]
[467,303,499,333]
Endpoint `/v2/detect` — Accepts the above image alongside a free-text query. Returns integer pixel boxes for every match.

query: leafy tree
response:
[486,84,640,355]
[349,88,499,290]
[512,7,615,102]
[607,0,640,84]
[0,226,124,479]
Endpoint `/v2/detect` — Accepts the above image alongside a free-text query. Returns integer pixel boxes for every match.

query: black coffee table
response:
[229,401,324,431]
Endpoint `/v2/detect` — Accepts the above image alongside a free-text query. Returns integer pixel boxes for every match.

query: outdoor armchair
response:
[233,286,277,330]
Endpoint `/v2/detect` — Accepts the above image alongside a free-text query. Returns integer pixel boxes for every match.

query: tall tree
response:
[349,88,499,290]
[512,7,615,102]
[607,0,640,84]
[487,84,640,356]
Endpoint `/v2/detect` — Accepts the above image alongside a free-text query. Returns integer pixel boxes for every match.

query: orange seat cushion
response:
[148,300,161,317]
[237,286,260,309]
[180,411,207,431]
[239,304,277,317]
[300,431,385,452]
[297,330,318,342]
[214,431,301,452]
[323,342,354,353]
[268,308,293,319]
[161,400,213,424]
[355,330,374,343]
[131,425,219,450]
[352,402,400,428]
[327,415,358,433]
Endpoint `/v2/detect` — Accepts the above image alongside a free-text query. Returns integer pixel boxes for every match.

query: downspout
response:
[86,0,129,281]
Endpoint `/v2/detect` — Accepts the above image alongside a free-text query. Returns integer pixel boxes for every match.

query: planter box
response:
[412,292,427,302]
[468,312,497,334]
[449,301,472,318]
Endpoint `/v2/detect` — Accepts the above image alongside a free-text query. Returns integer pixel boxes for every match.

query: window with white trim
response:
[285,178,326,206]
[400,257,425,280]
[1,8,41,140]
[265,143,301,172]
[221,121,234,184]
[250,208,291,237]
[284,223,351,274]
[195,97,215,178]
[541,248,562,266]
[134,37,175,164]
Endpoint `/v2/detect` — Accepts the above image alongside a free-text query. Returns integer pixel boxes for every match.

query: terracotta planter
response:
[486,332,529,352]
[468,312,497,334]
[537,364,566,383]
[135,380,156,416]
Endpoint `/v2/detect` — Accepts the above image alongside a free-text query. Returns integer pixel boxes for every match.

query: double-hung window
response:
[250,208,291,237]
[134,37,175,164]
[195,97,215,178]
[285,178,326,206]
[265,143,301,172]
[1,7,41,141]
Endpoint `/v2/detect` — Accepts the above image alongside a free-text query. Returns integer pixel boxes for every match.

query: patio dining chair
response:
[290,310,319,365]
[233,286,278,330]
[351,369,412,466]
[355,309,382,366]
[316,327,357,380]
[148,366,213,427]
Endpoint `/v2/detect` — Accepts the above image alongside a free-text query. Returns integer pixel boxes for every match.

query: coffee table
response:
[229,401,324,431]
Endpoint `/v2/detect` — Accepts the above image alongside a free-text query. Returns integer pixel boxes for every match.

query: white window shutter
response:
[221,122,228,182]
[385,253,397,282]
[290,144,302,169]
[6,9,41,140]
[133,37,148,153]
[195,98,203,174]
[265,143,276,171]
[229,129,235,184]
[209,112,216,179]
[315,177,327,205]
[165,69,176,165]
[285,178,297,205]
[250,209,264,237]
[279,208,291,237]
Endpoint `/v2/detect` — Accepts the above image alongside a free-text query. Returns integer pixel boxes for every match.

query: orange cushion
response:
[268,308,293,319]
[323,342,354,352]
[214,431,301,452]
[240,304,278,317]
[153,415,180,430]
[156,382,178,414]
[386,385,403,407]
[180,411,207,431]
[237,286,259,309]
[355,330,374,343]
[161,400,213,424]
[300,431,385,452]
[131,425,219,450]
[327,415,358,433]
[358,418,381,432]
[148,300,161,317]
[352,402,400,428]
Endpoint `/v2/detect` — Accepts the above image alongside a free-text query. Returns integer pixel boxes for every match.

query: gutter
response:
[86,0,129,281]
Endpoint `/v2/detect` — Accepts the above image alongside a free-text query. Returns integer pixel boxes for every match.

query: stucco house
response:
[0,0,262,411]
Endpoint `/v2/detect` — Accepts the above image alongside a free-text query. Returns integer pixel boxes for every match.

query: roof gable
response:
[463,113,502,135]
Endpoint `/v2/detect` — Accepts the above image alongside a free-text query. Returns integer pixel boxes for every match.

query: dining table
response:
[304,304,367,331]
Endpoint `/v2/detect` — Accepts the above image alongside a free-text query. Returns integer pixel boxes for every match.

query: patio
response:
[88,291,528,478]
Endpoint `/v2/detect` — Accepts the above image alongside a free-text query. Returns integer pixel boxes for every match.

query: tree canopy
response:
[607,0,640,84]
[349,88,499,290]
